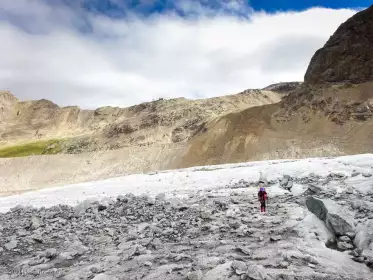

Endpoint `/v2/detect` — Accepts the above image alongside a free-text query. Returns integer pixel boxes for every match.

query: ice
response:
[1,153,373,213]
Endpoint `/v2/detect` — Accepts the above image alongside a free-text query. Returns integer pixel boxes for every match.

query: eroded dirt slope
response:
[0,89,282,149]
[181,82,373,168]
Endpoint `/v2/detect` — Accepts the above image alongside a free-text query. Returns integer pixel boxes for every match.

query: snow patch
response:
[1,154,373,213]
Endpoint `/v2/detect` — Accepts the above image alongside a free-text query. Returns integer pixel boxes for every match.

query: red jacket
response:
[258,191,267,202]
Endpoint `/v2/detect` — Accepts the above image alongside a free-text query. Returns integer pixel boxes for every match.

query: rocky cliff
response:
[305,5,373,84]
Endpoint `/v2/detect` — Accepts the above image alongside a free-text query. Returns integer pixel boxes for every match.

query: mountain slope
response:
[181,80,373,168]
[0,89,282,149]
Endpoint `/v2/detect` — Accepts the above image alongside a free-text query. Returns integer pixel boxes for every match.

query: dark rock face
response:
[306,196,355,236]
[262,82,302,94]
[304,5,373,84]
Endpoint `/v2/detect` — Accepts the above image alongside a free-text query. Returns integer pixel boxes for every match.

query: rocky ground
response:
[1,171,373,280]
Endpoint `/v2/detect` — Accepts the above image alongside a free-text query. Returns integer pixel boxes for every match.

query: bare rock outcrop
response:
[262,82,302,94]
[305,5,373,84]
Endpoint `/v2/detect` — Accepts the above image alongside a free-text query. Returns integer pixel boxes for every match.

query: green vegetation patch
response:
[0,139,64,158]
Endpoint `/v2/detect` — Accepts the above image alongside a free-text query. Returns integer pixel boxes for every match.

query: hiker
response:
[258,181,268,213]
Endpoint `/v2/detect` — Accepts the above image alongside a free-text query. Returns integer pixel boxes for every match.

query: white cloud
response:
[0,1,358,108]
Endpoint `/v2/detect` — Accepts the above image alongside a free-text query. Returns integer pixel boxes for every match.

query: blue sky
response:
[0,0,365,107]
[249,0,370,12]
[57,0,371,18]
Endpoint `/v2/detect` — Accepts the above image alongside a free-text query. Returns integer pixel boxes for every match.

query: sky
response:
[0,1,369,108]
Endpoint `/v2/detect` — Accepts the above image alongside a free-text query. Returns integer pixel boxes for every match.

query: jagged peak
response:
[0,90,18,103]
[304,5,373,84]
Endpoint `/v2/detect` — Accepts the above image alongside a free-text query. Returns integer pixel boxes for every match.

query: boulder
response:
[74,199,97,215]
[280,175,293,190]
[306,197,355,236]
[155,193,166,201]
[187,270,203,280]
[337,241,354,251]
[270,235,282,242]
[307,185,322,194]
[4,240,17,250]
[147,196,155,205]
[231,260,247,275]
[30,216,41,230]
[235,246,252,256]
[354,220,373,259]
[339,236,352,243]
[204,262,238,280]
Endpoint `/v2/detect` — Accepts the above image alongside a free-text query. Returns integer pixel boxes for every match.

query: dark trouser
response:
[260,201,266,212]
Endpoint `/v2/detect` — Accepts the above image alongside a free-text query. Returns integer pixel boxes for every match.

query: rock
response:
[59,242,89,260]
[339,236,352,243]
[279,261,289,268]
[304,5,373,84]
[144,261,153,267]
[270,235,282,242]
[280,175,290,186]
[4,240,17,250]
[236,246,252,256]
[92,273,118,280]
[147,197,155,205]
[187,270,203,280]
[306,197,355,236]
[231,260,247,275]
[30,216,41,229]
[308,185,322,194]
[337,241,354,251]
[17,229,28,237]
[353,256,366,263]
[352,172,361,177]
[350,248,362,257]
[226,206,240,218]
[117,195,127,202]
[204,262,234,280]
[354,220,373,259]
[346,187,354,194]
[214,199,228,210]
[362,173,372,178]
[155,193,166,201]
[351,200,365,210]
[229,220,241,230]
[263,82,302,93]
[75,199,97,215]
[280,175,293,190]
[31,234,43,243]
[200,209,212,219]
[246,264,265,280]
[178,205,189,211]
[174,253,192,262]
[39,248,58,259]
[286,180,294,190]
[98,197,113,210]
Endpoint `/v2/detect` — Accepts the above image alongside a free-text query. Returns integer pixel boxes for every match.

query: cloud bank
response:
[0,0,358,108]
